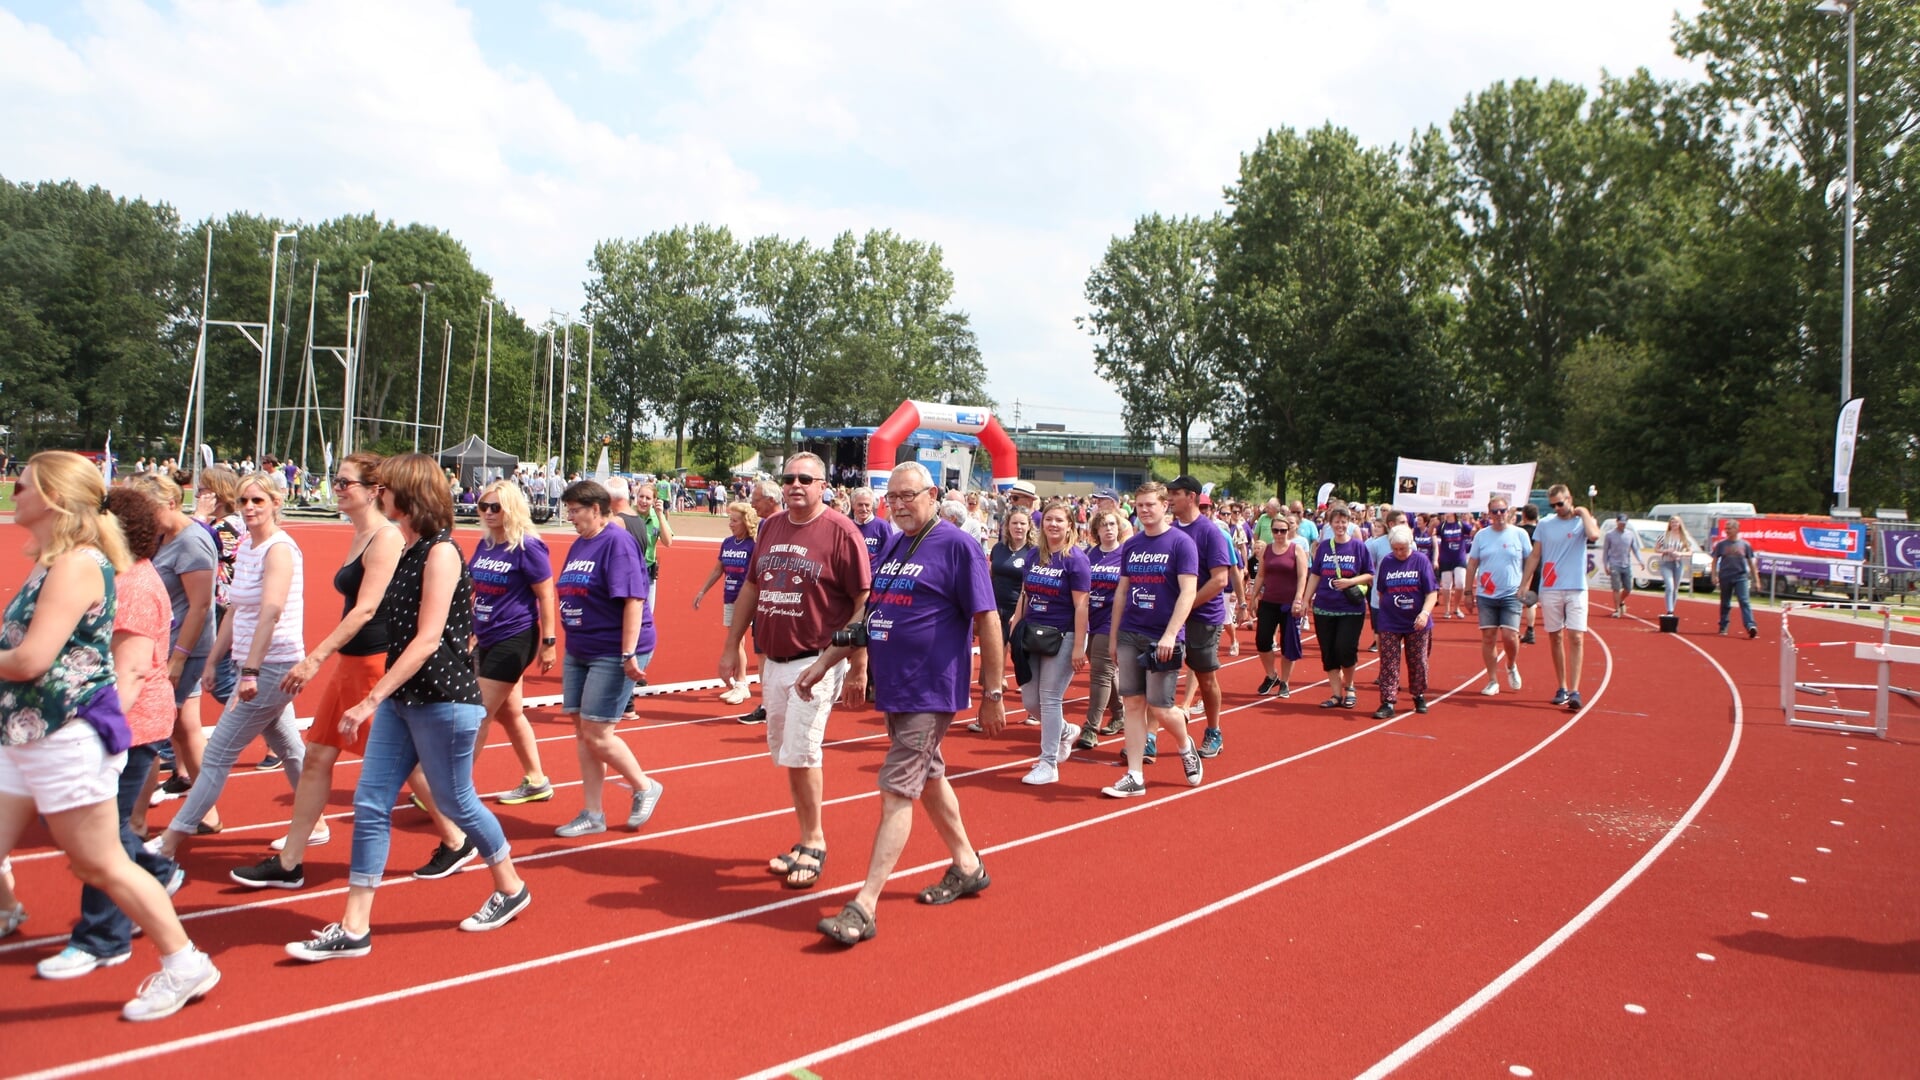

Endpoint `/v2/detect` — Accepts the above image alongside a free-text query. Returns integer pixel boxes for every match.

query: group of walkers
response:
[2,442,1766,1008]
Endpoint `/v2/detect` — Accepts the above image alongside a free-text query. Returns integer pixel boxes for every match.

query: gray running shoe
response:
[555,811,607,838]
[628,781,666,829]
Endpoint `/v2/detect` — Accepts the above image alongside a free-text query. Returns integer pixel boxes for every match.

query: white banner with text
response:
[1390,457,1538,514]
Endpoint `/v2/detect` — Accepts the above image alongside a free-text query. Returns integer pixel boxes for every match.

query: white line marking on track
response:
[1355,617,1744,1079]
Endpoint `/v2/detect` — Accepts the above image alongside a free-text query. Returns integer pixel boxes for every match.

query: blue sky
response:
[1,0,1705,435]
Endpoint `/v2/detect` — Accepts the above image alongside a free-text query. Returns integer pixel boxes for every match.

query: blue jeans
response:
[349,698,505,889]
[1718,578,1755,632]
[1660,561,1685,613]
[1019,639,1077,766]
[69,741,176,958]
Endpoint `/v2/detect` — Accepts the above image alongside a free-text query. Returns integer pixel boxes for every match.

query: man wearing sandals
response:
[798,462,1005,945]
[719,453,870,889]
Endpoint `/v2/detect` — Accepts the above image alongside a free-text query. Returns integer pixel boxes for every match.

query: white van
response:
[1647,502,1756,548]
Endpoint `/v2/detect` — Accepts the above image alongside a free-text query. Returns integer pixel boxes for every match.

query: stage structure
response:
[863,401,1019,492]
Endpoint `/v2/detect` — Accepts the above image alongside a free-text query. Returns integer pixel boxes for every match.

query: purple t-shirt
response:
[1311,536,1374,614]
[1375,551,1437,634]
[1438,521,1472,568]
[867,521,996,715]
[855,515,897,575]
[719,535,754,604]
[469,535,553,647]
[1116,527,1198,639]
[1085,545,1124,625]
[557,525,654,658]
[1171,515,1233,625]
[1021,546,1091,630]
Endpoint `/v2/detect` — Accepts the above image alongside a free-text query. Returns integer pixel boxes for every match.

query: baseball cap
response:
[1616,511,1629,522]
[1007,480,1039,499]
[1197,493,1213,508]
[1094,488,1119,502]
[1167,475,1204,496]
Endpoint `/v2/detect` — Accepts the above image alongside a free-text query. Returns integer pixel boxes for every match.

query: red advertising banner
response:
[1723,516,1868,563]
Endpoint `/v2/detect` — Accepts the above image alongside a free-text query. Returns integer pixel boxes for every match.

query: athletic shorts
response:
[1183,617,1223,673]
[307,651,385,754]
[477,628,538,682]
[1113,630,1178,708]
[1478,594,1523,631]
[1541,590,1590,634]
[0,722,125,816]
[878,711,951,799]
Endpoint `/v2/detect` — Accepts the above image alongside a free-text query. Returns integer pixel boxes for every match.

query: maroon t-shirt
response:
[748,508,872,659]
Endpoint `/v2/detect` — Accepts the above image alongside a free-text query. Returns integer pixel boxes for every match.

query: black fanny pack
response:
[1022,622,1066,657]
[1138,641,1186,672]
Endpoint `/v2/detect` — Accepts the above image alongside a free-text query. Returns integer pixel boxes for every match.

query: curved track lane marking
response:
[11,659,1432,1078]
[730,634,1616,1080]
[1355,620,1745,1078]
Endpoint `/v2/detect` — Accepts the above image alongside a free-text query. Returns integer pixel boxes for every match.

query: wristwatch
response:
[981,689,1004,702]
[542,637,557,646]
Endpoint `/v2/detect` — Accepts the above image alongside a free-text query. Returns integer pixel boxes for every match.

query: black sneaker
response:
[1256,675,1279,695]
[1521,629,1536,645]
[151,774,192,805]
[254,753,283,771]
[737,706,767,725]
[230,855,304,890]
[459,886,531,932]
[285,923,371,962]
[413,838,478,880]
[1414,696,1429,715]
[1373,704,1396,719]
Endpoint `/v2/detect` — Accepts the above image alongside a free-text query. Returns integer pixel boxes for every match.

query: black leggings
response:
[1313,612,1365,671]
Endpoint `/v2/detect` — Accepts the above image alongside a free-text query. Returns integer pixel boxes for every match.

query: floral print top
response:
[0,549,117,746]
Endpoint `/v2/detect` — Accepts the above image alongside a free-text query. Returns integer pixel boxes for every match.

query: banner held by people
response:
[1390,457,1537,515]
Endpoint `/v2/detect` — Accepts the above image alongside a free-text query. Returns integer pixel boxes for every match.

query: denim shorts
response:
[563,652,653,722]
[1478,594,1523,631]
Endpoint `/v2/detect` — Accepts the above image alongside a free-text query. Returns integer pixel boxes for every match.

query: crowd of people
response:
[3,445,1752,1017]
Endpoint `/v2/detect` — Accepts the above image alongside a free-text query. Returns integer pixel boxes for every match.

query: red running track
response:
[1,522,1916,1078]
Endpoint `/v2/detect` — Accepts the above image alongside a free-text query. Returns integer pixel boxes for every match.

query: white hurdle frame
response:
[1780,602,1920,738]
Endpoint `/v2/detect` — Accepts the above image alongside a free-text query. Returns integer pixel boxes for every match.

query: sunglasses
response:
[1488,507,1509,514]
[778,474,820,486]
[477,501,503,513]
[240,495,272,506]
[1550,501,1568,510]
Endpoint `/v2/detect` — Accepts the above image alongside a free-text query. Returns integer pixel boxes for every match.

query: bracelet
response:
[240,667,261,677]
[239,674,258,682]
[172,645,190,656]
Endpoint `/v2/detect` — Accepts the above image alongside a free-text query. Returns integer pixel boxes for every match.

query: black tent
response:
[436,436,518,495]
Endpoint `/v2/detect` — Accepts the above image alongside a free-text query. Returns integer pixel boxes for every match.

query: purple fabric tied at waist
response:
[74,683,133,756]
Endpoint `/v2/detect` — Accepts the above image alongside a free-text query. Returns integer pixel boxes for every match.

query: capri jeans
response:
[1084,632,1124,730]
[167,660,304,835]
[1019,638,1077,765]
[349,698,506,889]
[69,741,177,958]
[1660,560,1684,612]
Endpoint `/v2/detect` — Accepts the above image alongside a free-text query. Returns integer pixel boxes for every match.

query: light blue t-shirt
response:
[1532,514,1591,592]
[1298,519,1320,545]
[1365,534,1394,609]
[1468,525,1533,600]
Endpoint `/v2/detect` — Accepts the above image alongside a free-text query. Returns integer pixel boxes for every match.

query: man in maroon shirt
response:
[719,452,871,889]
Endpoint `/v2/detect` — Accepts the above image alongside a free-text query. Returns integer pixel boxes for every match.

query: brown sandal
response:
[917,861,990,905]
[817,901,875,946]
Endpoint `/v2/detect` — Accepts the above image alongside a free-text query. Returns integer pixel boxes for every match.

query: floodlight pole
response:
[582,313,595,476]
[258,230,296,465]
[189,226,214,489]
[482,298,495,451]
[410,282,436,452]
[558,312,573,479]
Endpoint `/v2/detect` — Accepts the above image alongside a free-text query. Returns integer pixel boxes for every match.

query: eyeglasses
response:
[332,477,371,490]
[1550,501,1568,510]
[778,473,820,486]
[884,487,933,503]
[477,501,503,513]
[240,495,272,506]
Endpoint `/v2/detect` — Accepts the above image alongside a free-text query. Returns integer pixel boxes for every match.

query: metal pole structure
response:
[273,240,300,457]
[436,318,452,452]
[259,230,296,465]
[190,225,214,490]
[409,282,436,452]
[482,298,494,451]
[1819,0,1859,512]
[559,315,573,479]
[298,262,319,482]
[582,316,594,474]
[543,325,556,477]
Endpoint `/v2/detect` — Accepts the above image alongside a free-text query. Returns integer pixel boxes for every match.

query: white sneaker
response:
[1021,762,1059,786]
[1481,679,1501,696]
[1058,724,1081,764]
[718,684,749,705]
[1507,665,1523,691]
[121,957,220,1021]
[271,825,331,852]
[38,945,131,981]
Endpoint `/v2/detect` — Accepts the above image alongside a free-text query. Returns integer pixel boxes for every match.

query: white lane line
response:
[15,657,1425,1078]
[1355,618,1744,1079]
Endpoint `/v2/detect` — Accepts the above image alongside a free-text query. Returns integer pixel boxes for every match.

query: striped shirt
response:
[229,529,305,664]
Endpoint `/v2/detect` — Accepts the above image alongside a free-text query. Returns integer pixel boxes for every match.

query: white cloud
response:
[2,0,1704,435]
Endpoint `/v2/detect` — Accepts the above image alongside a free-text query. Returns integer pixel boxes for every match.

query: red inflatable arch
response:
[864,400,1019,492]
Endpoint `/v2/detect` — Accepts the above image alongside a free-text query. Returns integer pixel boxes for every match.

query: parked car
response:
[1587,518,1708,591]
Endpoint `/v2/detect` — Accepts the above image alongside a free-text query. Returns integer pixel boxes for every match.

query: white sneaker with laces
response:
[1058,724,1081,765]
[121,957,220,1020]
[1101,771,1147,798]
[1507,665,1523,691]
[1481,679,1501,696]
[38,945,131,981]
[1021,761,1059,786]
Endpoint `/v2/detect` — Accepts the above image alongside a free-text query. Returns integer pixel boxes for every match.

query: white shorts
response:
[1446,566,1467,588]
[0,722,126,815]
[1541,590,1590,634]
[761,656,847,769]
[722,601,736,629]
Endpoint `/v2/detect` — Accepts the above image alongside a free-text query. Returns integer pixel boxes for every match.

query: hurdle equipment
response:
[1780,602,1920,739]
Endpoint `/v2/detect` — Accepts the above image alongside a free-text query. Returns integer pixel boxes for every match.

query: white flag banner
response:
[1315,482,1335,509]
[102,432,113,482]
[1833,397,1864,495]
[1390,457,1537,514]
[593,445,611,481]
[199,444,215,469]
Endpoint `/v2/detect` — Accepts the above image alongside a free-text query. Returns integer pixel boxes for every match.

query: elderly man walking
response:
[800,462,1004,945]
[1465,494,1533,696]
[719,452,871,889]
